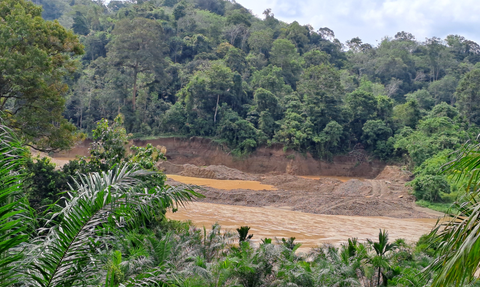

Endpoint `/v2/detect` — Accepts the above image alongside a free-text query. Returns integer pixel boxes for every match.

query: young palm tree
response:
[427,141,480,286]
[367,229,396,286]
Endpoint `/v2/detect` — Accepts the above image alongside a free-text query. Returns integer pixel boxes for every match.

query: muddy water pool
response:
[168,202,438,250]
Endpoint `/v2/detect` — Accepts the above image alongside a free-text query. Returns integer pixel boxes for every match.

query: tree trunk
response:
[377,267,381,286]
[214,94,220,123]
[132,64,138,111]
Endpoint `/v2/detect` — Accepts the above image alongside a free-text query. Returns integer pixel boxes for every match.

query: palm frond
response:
[427,140,480,286]
[0,123,30,286]
[26,164,202,287]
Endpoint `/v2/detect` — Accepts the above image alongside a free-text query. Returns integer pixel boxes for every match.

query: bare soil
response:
[51,138,438,219]
[165,163,436,218]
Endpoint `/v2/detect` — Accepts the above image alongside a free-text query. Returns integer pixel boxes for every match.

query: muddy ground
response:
[49,138,440,219]
[162,162,439,219]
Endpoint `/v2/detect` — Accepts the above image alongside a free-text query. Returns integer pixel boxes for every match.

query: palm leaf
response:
[427,140,480,286]
[25,164,202,287]
[0,123,30,287]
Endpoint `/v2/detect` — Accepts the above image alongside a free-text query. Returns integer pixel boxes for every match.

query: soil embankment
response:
[55,137,386,177]
[138,137,386,178]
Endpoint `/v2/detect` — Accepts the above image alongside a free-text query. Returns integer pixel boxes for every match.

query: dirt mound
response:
[375,166,413,182]
[332,179,371,196]
[261,175,340,193]
[203,165,260,181]
[180,164,217,178]
[157,161,185,174]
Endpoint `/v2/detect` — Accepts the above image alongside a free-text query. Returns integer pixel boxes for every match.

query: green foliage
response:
[35,0,480,170]
[455,67,480,125]
[217,106,260,155]
[0,123,32,286]
[0,0,84,151]
[236,226,253,243]
[394,117,468,167]
[24,157,69,211]
[425,140,480,286]
[408,149,454,202]
[361,120,393,159]
[345,90,377,140]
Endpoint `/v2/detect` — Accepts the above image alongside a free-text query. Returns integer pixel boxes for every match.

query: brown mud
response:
[51,137,442,244]
[167,202,437,249]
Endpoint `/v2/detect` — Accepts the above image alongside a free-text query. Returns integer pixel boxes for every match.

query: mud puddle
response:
[167,174,276,191]
[168,202,438,250]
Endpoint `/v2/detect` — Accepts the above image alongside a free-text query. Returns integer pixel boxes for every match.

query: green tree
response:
[392,100,421,129]
[0,123,31,286]
[428,75,458,104]
[312,120,343,158]
[394,116,467,166]
[368,230,397,286]
[455,67,480,125]
[280,21,309,54]
[303,49,330,68]
[250,65,292,97]
[298,64,344,141]
[254,88,282,137]
[426,141,480,286]
[405,89,435,110]
[269,39,303,88]
[247,29,274,56]
[409,150,452,202]
[0,0,84,151]
[107,17,166,111]
[361,120,393,159]
[345,90,377,141]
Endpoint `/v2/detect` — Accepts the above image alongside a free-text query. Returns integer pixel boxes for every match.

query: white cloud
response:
[236,0,480,45]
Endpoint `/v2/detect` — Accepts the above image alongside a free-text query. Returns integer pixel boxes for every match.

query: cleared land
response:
[164,163,441,218]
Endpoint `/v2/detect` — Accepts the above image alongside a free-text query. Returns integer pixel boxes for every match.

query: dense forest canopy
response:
[34,0,477,148]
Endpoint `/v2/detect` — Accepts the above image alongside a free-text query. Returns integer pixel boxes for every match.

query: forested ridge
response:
[27,0,480,206]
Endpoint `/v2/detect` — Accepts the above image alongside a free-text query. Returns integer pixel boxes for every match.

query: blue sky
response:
[236,0,480,45]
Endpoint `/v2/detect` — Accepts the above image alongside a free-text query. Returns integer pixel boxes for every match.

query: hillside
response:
[29,0,480,207]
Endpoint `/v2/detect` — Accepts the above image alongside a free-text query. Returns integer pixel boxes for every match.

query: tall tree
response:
[107,17,166,111]
[455,67,480,125]
[0,0,83,151]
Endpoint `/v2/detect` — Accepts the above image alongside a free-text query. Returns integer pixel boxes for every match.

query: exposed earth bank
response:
[56,137,387,178]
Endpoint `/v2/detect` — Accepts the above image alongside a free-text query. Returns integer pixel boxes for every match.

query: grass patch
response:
[415,200,457,214]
